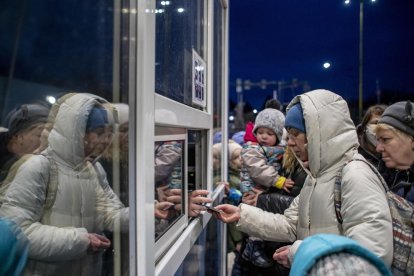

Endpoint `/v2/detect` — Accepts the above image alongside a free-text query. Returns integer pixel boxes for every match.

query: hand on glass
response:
[156,184,173,202]
[213,204,241,223]
[165,188,184,211]
[273,245,291,268]
[155,201,175,219]
[88,233,111,253]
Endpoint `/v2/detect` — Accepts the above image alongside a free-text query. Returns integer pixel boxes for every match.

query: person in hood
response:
[373,100,414,203]
[214,90,393,270]
[0,93,128,276]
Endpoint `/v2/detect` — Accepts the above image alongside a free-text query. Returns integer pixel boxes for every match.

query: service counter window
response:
[154,130,186,241]
[154,127,209,261]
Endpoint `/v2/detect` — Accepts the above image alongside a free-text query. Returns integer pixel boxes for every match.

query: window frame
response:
[134,0,229,275]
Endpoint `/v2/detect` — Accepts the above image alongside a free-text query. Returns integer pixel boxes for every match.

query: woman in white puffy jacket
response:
[0,93,128,275]
[215,90,393,269]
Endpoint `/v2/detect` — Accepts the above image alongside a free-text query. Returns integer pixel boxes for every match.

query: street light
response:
[345,0,376,120]
[323,62,331,69]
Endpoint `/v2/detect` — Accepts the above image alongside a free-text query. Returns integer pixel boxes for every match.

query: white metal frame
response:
[134,0,156,275]
[133,0,229,275]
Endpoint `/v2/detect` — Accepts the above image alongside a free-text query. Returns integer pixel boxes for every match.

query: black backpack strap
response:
[334,158,389,225]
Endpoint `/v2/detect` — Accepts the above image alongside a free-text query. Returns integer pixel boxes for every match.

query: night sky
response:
[229,0,414,112]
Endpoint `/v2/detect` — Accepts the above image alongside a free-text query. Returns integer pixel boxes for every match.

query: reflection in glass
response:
[155,139,185,240]
[155,0,206,109]
[0,1,132,274]
[0,93,130,275]
[188,130,206,191]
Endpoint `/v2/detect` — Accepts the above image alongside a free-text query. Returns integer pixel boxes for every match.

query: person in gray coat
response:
[215,90,393,270]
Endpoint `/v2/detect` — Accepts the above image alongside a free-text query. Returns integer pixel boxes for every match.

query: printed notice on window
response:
[192,49,206,108]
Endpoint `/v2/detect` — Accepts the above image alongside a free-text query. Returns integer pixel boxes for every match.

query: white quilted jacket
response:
[0,93,128,275]
[236,90,393,266]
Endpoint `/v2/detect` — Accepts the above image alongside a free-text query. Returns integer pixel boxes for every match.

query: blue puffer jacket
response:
[290,234,391,276]
[0,218,29,276]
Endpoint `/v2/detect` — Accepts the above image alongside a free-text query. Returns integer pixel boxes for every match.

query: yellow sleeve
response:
[274,176,286,189]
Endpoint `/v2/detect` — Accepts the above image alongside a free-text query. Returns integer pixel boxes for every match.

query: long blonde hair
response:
[282,146,298,175]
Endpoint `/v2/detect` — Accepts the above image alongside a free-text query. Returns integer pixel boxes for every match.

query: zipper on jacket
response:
[77,174,85,225]
[308,177,317,233]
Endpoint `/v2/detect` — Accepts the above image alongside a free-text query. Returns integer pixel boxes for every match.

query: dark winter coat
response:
[379,161,414,203]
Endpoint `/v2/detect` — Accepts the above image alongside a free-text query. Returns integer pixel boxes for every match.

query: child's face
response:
[230,148,242,170]
[256,127,277,146]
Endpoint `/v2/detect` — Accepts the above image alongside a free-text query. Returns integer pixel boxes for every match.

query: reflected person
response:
[0,103,49,182]
[0,93,128,276]
[154,139,212,238]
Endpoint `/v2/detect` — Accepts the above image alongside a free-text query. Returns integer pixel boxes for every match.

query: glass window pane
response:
[0,2,131,275]
[173,198,225,276]
[155,0,206,110]
[154,127,186,240]
[188,130,206,191]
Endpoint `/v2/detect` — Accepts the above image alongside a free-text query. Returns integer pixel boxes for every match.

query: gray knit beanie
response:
[378,101,414,137]
[309,252,381,276]
[253,108,285,143]
[3,104,49,138]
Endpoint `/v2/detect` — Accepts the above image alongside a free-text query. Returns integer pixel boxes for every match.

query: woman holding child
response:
[215,89,393,269]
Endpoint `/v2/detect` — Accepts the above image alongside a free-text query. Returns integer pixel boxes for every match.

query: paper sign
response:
[192,49,206,108]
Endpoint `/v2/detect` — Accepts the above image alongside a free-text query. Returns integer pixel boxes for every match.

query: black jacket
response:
[379,160,414,203]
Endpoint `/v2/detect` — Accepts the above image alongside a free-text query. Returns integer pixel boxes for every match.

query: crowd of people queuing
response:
[0,89,413,275]
[216,90,414,275]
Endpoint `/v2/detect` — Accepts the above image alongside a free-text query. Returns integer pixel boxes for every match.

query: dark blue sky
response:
[229,0,414,110]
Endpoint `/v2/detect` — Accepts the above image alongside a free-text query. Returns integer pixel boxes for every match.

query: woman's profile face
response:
[376,128,414,170]
[287,128,308,166]
[84,125,114,160]
[12,124,45,156]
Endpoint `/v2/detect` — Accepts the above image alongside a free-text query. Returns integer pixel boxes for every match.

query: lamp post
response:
[345,0,376,120]
[358,0,364,120]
